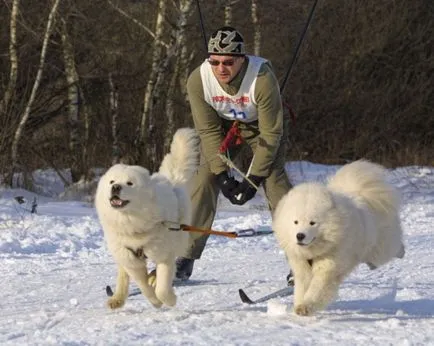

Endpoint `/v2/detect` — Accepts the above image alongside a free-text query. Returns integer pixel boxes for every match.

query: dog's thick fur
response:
[273,160,405,316]
[95,128,199,309]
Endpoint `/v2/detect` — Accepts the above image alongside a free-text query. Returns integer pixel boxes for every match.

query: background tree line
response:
[0,0,432,190]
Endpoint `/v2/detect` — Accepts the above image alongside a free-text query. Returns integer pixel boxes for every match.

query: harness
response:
[125,246,148,260]
[218,120,242,154]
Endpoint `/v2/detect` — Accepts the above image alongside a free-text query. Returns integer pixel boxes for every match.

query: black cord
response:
[280,0,319,95]
[195,0,208,52]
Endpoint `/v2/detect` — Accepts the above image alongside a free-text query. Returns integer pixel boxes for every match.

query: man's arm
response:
[249,63,284,177]
[187,67,226,174]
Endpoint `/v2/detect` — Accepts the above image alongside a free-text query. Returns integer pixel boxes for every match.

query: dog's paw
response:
[155,289,177,307]
[294,303,314,316]
[107,296,126,310]
[150,299,163,309]
[161,293,177,307]
[144,291,163,309]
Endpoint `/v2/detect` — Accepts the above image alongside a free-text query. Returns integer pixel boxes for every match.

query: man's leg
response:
[263,155,294,286]
[176,158,220,280]
[262,164,292,213]
[263,133,295,285]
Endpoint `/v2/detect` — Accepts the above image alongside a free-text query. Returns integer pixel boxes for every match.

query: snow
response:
[1,161,433,345]
[267,299,288,316]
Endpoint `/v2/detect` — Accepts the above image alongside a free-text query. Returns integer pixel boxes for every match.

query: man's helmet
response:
[208,26,245,56]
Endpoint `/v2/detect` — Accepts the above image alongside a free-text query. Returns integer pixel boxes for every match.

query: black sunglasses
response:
[208,58,237,67]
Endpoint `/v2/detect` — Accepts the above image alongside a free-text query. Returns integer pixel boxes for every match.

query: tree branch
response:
[107,0,169,49]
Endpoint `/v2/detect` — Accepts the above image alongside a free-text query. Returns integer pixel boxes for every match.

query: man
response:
[176,26,292,282]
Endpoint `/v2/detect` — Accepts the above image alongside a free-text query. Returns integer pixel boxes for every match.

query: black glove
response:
[231,175,265,205]
[215,171,239,201]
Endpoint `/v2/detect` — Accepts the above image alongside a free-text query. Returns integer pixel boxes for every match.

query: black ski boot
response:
[175,257,195,281]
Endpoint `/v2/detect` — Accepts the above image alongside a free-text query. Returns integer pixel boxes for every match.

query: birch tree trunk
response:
[138,0,167,170]
[164,0,194,152]
[61,18,83,183]
[0,0,19,117]
[109,73,120,165]
[108,0,171,169]
[10,0,61,182]
[224,1,232,26]
[251,0,261,56]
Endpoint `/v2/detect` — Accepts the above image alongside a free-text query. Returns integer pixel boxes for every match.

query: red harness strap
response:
[219,101,295,155]
[219,120,243,154]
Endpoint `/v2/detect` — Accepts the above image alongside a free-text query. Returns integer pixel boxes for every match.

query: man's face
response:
[208,55,245,84]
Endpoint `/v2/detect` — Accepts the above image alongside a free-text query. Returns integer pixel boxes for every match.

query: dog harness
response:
[125,246,147,260]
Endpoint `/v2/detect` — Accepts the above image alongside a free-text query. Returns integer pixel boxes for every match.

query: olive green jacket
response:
[186,57,284,177]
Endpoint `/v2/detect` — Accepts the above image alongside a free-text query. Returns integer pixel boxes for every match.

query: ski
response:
[238,286,294,304]
[105,278,214,297]
[105,285,141,297]
[106,285,141,297]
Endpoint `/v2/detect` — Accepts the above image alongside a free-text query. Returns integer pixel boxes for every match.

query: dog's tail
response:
[327,159,400,216]
[159,128,200,185]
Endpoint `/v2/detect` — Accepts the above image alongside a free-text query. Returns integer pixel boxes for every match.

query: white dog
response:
[273,160,405,316]
[95,128,199,309]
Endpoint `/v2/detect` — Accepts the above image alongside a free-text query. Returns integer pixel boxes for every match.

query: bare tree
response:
[138,0,168,169]
[108,72,120,165]
[10,0,61,184]
[61,18,87,183]
[108,0,170,169]
[0,0,20,178]
[164,0,195,152]
[0,0,19,117]
[107,0,167,47]
[251,0,261,55]
[224,0,232,26]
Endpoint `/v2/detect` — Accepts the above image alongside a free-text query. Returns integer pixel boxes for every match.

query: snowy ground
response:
[0,161,433,346]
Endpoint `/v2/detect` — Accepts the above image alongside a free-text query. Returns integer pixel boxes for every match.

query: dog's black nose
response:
[111,184,122,195]
[296,233,305,241]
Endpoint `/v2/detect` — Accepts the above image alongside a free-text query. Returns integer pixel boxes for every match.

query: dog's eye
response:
[109,180,114,184]
[127,182,133,186]
[310,221,316,226]
[294,220,298,225]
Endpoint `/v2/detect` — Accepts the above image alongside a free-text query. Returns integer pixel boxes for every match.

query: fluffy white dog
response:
[95,128,199,309]
[273,160,405,316]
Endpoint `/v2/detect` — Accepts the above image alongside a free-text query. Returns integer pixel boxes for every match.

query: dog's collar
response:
[126,246,147,260]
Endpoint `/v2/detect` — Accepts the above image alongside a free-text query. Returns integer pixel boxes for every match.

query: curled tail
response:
[159,128,200,185]
[327,159,401,216]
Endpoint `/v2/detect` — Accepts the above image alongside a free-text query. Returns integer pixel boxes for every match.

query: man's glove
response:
[231,175,265,205]
[215,171,239,201]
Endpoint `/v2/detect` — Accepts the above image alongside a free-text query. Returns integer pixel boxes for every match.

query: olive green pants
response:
[185,120,292,259]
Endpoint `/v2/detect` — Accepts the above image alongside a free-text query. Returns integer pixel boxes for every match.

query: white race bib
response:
[200,55,267,123]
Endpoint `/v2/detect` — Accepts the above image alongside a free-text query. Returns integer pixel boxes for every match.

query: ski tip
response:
[106,285,114,297]
[238,288,254,304]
